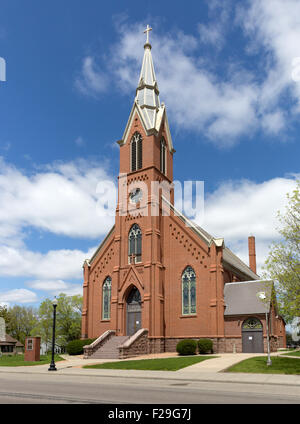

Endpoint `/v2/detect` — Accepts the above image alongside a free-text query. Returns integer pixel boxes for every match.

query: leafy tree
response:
[264,181,300,323]
[34,294,83,349]
[31,299,53,351]
[0,305,11,328]
[7,305,38,345]
[56,293,82,346]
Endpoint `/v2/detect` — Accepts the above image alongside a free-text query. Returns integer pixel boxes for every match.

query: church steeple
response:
[135,26,161,129]
[119,25,174,154]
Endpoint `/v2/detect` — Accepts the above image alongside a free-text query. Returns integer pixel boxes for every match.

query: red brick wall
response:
[24,337,40,362]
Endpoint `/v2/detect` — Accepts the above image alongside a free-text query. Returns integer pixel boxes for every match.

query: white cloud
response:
[0,289,37,304]
[0,245,96,279]
[198,23,223,46]
[27,279,70,291]
[0,157,115,242]
[197,176,299,273]
[198,0,230,48]
[75,56,108,97]
[238,0,300,115]
[261,110,285,134]
[26,280,83,297]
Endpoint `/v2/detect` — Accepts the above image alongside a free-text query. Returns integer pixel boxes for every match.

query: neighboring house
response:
[0,318,24,355]
[40,342,65,355]
[0,334,24,355]
[81,31,286,358]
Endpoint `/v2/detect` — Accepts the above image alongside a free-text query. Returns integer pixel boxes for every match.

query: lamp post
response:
[257,291,272,366]
[48,297,58,371]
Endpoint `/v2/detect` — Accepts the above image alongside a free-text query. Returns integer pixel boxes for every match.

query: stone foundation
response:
[119,332,167,358]
[119,329,149,358]
[148,337,165,354]
[89,332,282,359]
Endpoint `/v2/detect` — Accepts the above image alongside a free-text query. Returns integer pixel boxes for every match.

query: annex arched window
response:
[182,266,196,315]
[128,224,142,264]
[160,137,166,175]
[242,318,262,330]
[131,132,143,172]
[102,277,112,320]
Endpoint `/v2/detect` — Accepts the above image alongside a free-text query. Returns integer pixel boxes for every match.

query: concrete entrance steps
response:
[90,335,129,359]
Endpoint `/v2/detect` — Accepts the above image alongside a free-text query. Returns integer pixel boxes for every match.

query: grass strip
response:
[83,355,216,371]
[281,351,300,357]
[225,356,300,375]
[0,354,64,367]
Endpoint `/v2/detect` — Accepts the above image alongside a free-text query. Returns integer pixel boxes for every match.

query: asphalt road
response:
[0,372,300,404]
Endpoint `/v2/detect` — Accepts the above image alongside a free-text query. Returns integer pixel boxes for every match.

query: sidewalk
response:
[0,351,299,387]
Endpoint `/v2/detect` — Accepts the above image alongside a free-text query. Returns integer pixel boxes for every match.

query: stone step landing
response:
[90,335,129,359]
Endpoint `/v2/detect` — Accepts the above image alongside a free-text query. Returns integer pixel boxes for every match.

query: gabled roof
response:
[223,247,259,280]
[0,334,19,345]
[224,280,273,316]
[162,196,260,281]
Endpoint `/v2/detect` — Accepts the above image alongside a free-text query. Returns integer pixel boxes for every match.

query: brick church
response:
[81,27,286,359]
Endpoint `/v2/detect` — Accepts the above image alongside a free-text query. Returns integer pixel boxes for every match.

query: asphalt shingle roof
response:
[224,280,273,316]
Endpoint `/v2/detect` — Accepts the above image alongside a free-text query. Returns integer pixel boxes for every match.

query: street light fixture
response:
[48,297,58,371]
[257,291,272,366]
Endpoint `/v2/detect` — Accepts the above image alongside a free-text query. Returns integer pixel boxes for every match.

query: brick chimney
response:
[248,236,256,274]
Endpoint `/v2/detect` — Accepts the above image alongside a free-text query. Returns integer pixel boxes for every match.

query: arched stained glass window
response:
[160,137,166,175]
[242,318,262,329]
[102,277,112,320]
[128,224,142,264]
[131,132,142,172]
[182,266,196,315]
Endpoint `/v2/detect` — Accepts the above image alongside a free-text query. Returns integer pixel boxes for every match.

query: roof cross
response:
[144,25,152,44]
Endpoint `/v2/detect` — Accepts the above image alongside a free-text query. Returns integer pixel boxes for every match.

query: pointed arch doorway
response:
[126,287,142,336]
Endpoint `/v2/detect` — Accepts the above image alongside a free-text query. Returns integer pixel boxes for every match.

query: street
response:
[0,371,299,404]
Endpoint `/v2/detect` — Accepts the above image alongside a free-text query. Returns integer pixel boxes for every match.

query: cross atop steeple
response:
[144,25,152,45]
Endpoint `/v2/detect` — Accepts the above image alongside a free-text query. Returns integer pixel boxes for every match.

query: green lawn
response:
[225,356,300,375]
[84,355,217,371]
[281,350,300,357]
[0,354,64,367]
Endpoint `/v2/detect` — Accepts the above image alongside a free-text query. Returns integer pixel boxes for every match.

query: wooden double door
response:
[242,318,264,353]
[126,287,142,336]
[242,329,264,353]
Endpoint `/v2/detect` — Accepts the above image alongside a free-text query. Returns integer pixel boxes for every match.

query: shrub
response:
[66,338,96,355]
[198,338,213,354]
[176,339,197,356]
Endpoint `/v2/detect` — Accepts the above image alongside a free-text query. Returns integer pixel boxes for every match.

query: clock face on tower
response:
[129,188,143,204]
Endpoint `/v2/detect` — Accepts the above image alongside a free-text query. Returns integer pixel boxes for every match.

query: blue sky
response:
[0,0,299,308]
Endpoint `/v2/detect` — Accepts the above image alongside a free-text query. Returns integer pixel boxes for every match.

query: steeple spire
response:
[135,25,160,129]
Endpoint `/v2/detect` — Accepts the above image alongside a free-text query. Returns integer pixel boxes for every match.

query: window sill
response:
[180,314,198,319]
[101,319,111,323]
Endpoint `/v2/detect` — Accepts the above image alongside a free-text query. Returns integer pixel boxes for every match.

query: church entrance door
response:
[242,318,264,353]
[126,287,141,336]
